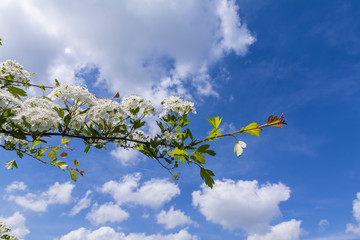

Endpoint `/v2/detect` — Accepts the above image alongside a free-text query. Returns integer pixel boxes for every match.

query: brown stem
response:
[0,129,148,145]
[0,77,53,89]
[190,121,285,146]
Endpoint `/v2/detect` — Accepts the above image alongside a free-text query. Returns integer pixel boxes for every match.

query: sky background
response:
[0,0,360,239]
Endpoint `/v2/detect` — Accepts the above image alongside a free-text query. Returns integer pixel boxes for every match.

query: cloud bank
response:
[58,227,198,240]
[0,0,254,101]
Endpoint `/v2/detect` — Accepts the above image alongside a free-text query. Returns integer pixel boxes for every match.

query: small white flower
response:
[234,140,246,157]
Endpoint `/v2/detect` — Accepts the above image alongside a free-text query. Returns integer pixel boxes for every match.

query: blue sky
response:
[1,0,360,239]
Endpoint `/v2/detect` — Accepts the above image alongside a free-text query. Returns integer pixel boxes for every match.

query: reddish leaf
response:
[60,151,68,158]
[267,114,286,128]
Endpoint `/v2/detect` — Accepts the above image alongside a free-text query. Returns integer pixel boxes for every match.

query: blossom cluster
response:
[0,59,31,83]
[0,88,22,109]
[11,97,61,132]
[160,96,196,117]
[121,95,156,119]
[48,84,97,106]
[87,99,125,128]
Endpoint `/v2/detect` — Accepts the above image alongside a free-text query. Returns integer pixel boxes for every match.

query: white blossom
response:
[161,131,181,144]
[70,112,86,131]
[234,140,246,157]
[132,130,149,142]
[0,60,31,83]
[5,136,30,150]
[121,95,155,119]
[160,96,196,117]
[86,99,125,128]
[11,97,61,132]
[0,89,23,109]
[48,84,96,106]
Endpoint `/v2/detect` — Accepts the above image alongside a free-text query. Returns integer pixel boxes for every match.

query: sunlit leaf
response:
[242,122,261,136]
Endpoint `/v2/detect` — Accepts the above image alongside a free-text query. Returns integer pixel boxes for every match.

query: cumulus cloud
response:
[86,202,129,226]
[246,219,302,240]
[192,179,290,233]
[7,182,74,212]
[69,190,92,216]
[5,181,27,193]
[0,0,254,101]
[101,173,180,208]
[346,193,360,235]
[0,212,30,240]
[156,206,195,229]
[110,148,141,166]
[58,227,198,240]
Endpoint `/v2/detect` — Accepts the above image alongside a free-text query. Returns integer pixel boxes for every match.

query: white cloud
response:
[110,148,141,166]
[0,0,254,100]
[86,202,129,226]
[102,173,180,208]
[246,219,302,240]
[192,179,290,233]
[0,212,30,240]
[58,227,198,240]
[346,193,360,235]
[156,206,195,229]
[69,190,92,216]
[57,226,124,240]
[8,182,74,212]
[5,181,27,193]
[318,219,329,232]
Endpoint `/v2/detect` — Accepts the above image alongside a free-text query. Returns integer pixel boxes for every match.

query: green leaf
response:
[47,150,57,160]
[169,147,189,157]
[16,150,24,158]
[241,122,261,136]
[53,107,64,118]
[61,138,70,144]
[197,144,216,156]
[200,168,215,188]
[5,160,18,170]
[70,171,79,181]
[133,120,146,129]
[156,121,165,132]
[7,86,27,98]
[186,128,193,140]
[3,109,13,118]
[64,115,71,126]
[169,147,189,164]
[129,107,140,116]
[55,79,60,87]
[32,140,41,147]
[208,127,221,139]
[207,116,222,128]
[38,84,45,91]
[84,144,90,153]
[193,151,205,164]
